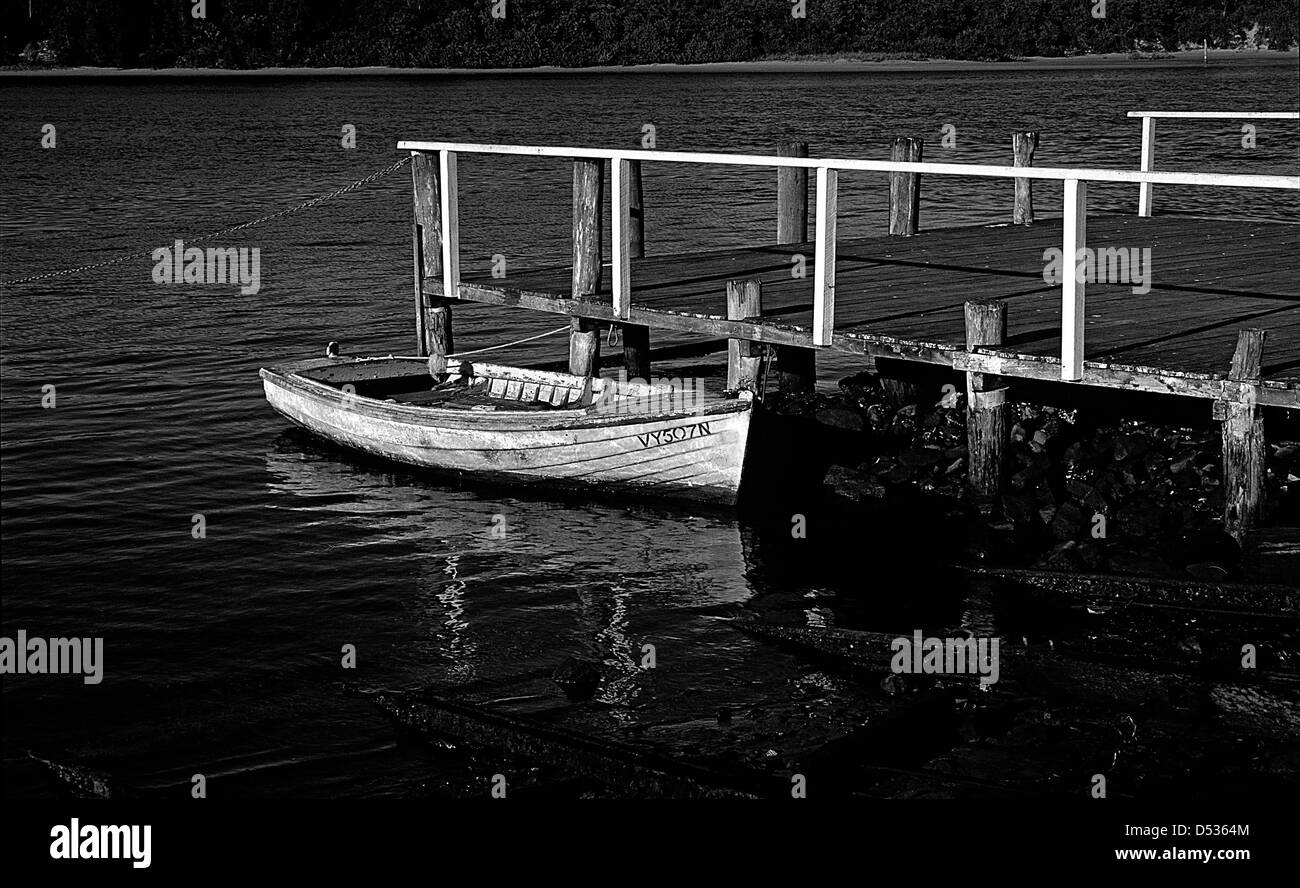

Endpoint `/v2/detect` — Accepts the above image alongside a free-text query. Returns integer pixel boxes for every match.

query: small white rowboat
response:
[260,357,754,505]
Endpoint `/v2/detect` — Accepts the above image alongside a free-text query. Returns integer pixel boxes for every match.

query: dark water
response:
[2,63,1297,798]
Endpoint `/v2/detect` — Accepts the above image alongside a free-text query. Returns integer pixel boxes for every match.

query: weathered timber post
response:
[1219,329,1267,541]
[964,300,1009,497]
[1012,131,1038,225]
[727,279,763,393]
[888,137,922,236]
[776,141,816,394]
[412,152,453,374]
[879,136,926,406]
[570,158,603,377]
[621,159,651,380]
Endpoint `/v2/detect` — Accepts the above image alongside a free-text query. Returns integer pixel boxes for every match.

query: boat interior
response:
[298,358,716,413]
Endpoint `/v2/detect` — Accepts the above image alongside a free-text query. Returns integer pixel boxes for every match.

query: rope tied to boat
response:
[2,156,413,288]
[389,324,572,363]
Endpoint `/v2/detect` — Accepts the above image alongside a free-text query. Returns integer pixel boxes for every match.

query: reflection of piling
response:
[570,158,603,377]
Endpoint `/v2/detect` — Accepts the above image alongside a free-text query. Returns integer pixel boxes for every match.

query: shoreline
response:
[2,47,1296,78]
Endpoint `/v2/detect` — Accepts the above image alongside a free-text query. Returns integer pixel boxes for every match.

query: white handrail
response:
[1129,109,1299,216]
[1127,111,1299,119]
[399,141,1298,189]
[403,135,1298,385]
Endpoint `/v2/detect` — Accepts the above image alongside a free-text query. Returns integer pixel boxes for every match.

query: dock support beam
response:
[879,136,926,406]
[1219,329,1267,541]
[570,158,603,377]
[727,279,763,393]
[621,159,650,380]
[775,140,816,395]
[1012,132,1038,225]
[964,300,1009,497]
[412,151,454,375]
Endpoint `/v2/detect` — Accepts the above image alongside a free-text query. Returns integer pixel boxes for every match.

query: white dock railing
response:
[398,138,1298,382]
[1129,110,1300,217]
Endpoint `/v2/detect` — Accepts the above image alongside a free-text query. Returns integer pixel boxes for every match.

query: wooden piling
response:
[964,300,1009,496]
[570,158,603,377]
[775,141,815,395]
[621,159,651,380]
[726,279,763,393]
[878,137,927,405]
[888,137,922,236]
[412,151,453,374]
[1219,329,1267,541]
[1012,131,1038,225]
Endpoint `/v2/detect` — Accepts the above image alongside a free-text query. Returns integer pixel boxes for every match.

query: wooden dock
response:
[444,215,1300,405]
[398,110,1298,535]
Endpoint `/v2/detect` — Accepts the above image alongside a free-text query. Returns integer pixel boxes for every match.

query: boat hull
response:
[260,360,753,505]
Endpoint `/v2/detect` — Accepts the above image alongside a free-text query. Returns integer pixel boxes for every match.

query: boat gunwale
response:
[259,358,753,432]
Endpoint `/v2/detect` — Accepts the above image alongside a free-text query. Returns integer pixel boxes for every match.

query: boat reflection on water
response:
[262,430,754,714]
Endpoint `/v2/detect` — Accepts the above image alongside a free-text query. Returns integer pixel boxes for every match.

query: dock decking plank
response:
[446,215,1299,403]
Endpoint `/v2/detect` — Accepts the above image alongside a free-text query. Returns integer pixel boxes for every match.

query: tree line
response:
[6,0,1297,69]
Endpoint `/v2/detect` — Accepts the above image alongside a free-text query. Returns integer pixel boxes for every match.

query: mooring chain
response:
[1,155,413,288]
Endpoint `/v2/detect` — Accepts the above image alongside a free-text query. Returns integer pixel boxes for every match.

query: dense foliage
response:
[6,0,1298,68]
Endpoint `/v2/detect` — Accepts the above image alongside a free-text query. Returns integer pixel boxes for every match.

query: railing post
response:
[621,159,650,380]
[1061,178,1088,381]
[1138,115,1156,216]
[775,141,815,393]
[888,136,922,235]
[1012,131,1038,225]
[611,157,632,321]
[812,166,837,347]
[569,158,603,377]
[439,150,460,302]
[412,151,453,374]
[726,278,763,393]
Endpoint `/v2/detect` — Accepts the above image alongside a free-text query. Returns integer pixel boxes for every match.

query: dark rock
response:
[884,465,912,484]
[869,456,898,477]
[1113,431,1151,462]
[899,447,946,467]
[824,464,887,502]
[815,407,865,432]
[865,404,891,431]
[1002,494,1038,526]
[1116,497,1162,539]
[552,656,601,701]
[1049,501,1087,541]
[1037,541,1084,571]
[1065,478,1108,512]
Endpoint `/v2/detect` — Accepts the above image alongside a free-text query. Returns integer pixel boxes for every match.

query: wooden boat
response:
[260,356,754,505]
